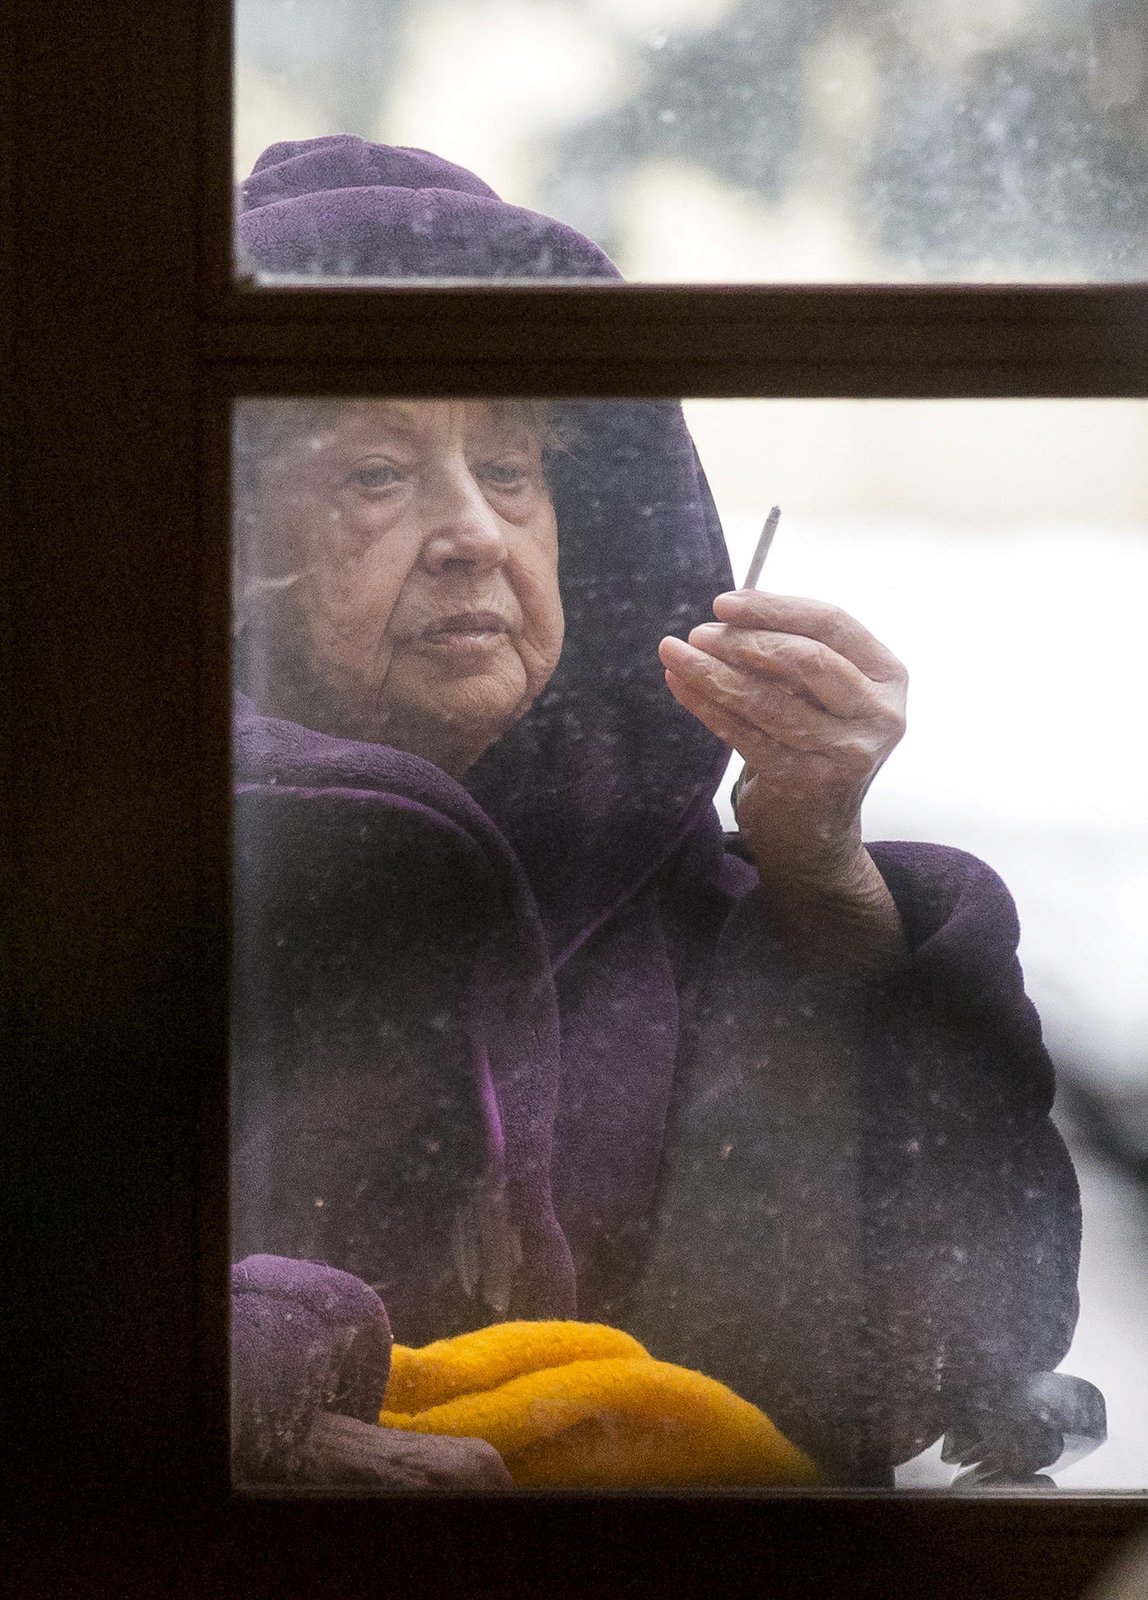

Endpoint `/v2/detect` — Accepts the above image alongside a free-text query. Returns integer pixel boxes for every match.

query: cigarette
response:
[742,505,781,590]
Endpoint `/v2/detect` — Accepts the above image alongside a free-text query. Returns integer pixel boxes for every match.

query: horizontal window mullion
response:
[199,353,1148,401]
[200,362,1148,400]
[200,285,1148,397]
[210,284,1148,323]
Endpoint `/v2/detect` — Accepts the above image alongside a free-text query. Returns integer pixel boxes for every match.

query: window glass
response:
[235,1,1148,282]
[230,395,1146,1491]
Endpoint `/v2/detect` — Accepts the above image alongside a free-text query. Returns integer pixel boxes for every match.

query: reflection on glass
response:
[235,0,1148,282]
[231,394,1146,1491]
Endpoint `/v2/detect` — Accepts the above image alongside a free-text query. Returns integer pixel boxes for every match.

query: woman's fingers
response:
[661,663,889,811]
[662,668,832,796]
[661,637,841,753]
[711,590,907,687]
[685,622,879,721]
[659,595,907,870]
[664,593,908,902]
[659,634,903,766]
[662,665,768,755]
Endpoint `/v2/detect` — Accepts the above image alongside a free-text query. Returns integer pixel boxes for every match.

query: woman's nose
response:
[419,470,508,574]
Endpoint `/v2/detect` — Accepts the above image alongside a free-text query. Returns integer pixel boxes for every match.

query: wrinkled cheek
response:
[519,573,565,696]
[525,616,565,699]
[304,574,399,690]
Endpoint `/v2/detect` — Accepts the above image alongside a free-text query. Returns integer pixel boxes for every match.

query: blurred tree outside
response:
[235,0,1148,280]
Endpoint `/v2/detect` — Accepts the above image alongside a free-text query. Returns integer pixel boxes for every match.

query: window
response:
[9,0,1148,1593]
[231,392,1148,1492]
[234,0,1148,284]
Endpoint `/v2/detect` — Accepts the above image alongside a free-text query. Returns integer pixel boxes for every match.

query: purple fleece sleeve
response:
[230,1255,392,1484]
[858,841,1081,1424]
[866,840,1052,1100]
[631,835,1081,1483]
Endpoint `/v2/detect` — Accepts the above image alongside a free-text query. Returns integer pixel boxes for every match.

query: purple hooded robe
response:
[229,137,1080,1486]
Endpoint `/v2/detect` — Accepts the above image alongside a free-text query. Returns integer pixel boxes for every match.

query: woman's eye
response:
[349,464,402,491]
[479,461,530,489]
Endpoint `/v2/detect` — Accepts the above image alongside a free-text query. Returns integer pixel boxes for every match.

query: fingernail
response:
[660,635,703,664]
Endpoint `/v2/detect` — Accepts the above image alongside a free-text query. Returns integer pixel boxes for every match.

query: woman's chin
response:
[364,678,531,775]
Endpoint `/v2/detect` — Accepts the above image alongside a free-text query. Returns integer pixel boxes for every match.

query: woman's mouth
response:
[415,611,510,656]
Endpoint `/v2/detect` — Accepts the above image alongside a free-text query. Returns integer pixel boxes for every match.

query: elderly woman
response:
[230,139,1080,1488]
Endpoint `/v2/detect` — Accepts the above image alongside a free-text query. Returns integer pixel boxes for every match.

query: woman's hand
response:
[659,590,909,976]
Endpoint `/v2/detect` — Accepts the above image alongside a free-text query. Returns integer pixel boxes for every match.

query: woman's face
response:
[250,401,564,775]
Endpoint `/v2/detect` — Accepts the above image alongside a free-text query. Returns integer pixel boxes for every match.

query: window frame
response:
[9,0,1148,1594]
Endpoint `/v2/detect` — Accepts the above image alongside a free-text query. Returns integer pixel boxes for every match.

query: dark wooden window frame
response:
[8,1,1148,1596]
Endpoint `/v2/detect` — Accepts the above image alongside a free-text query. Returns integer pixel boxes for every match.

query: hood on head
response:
[239,134,619,282]
[237,137,734,957]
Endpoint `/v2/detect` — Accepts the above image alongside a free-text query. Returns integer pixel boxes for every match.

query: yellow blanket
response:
[379,1320,818,1489]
